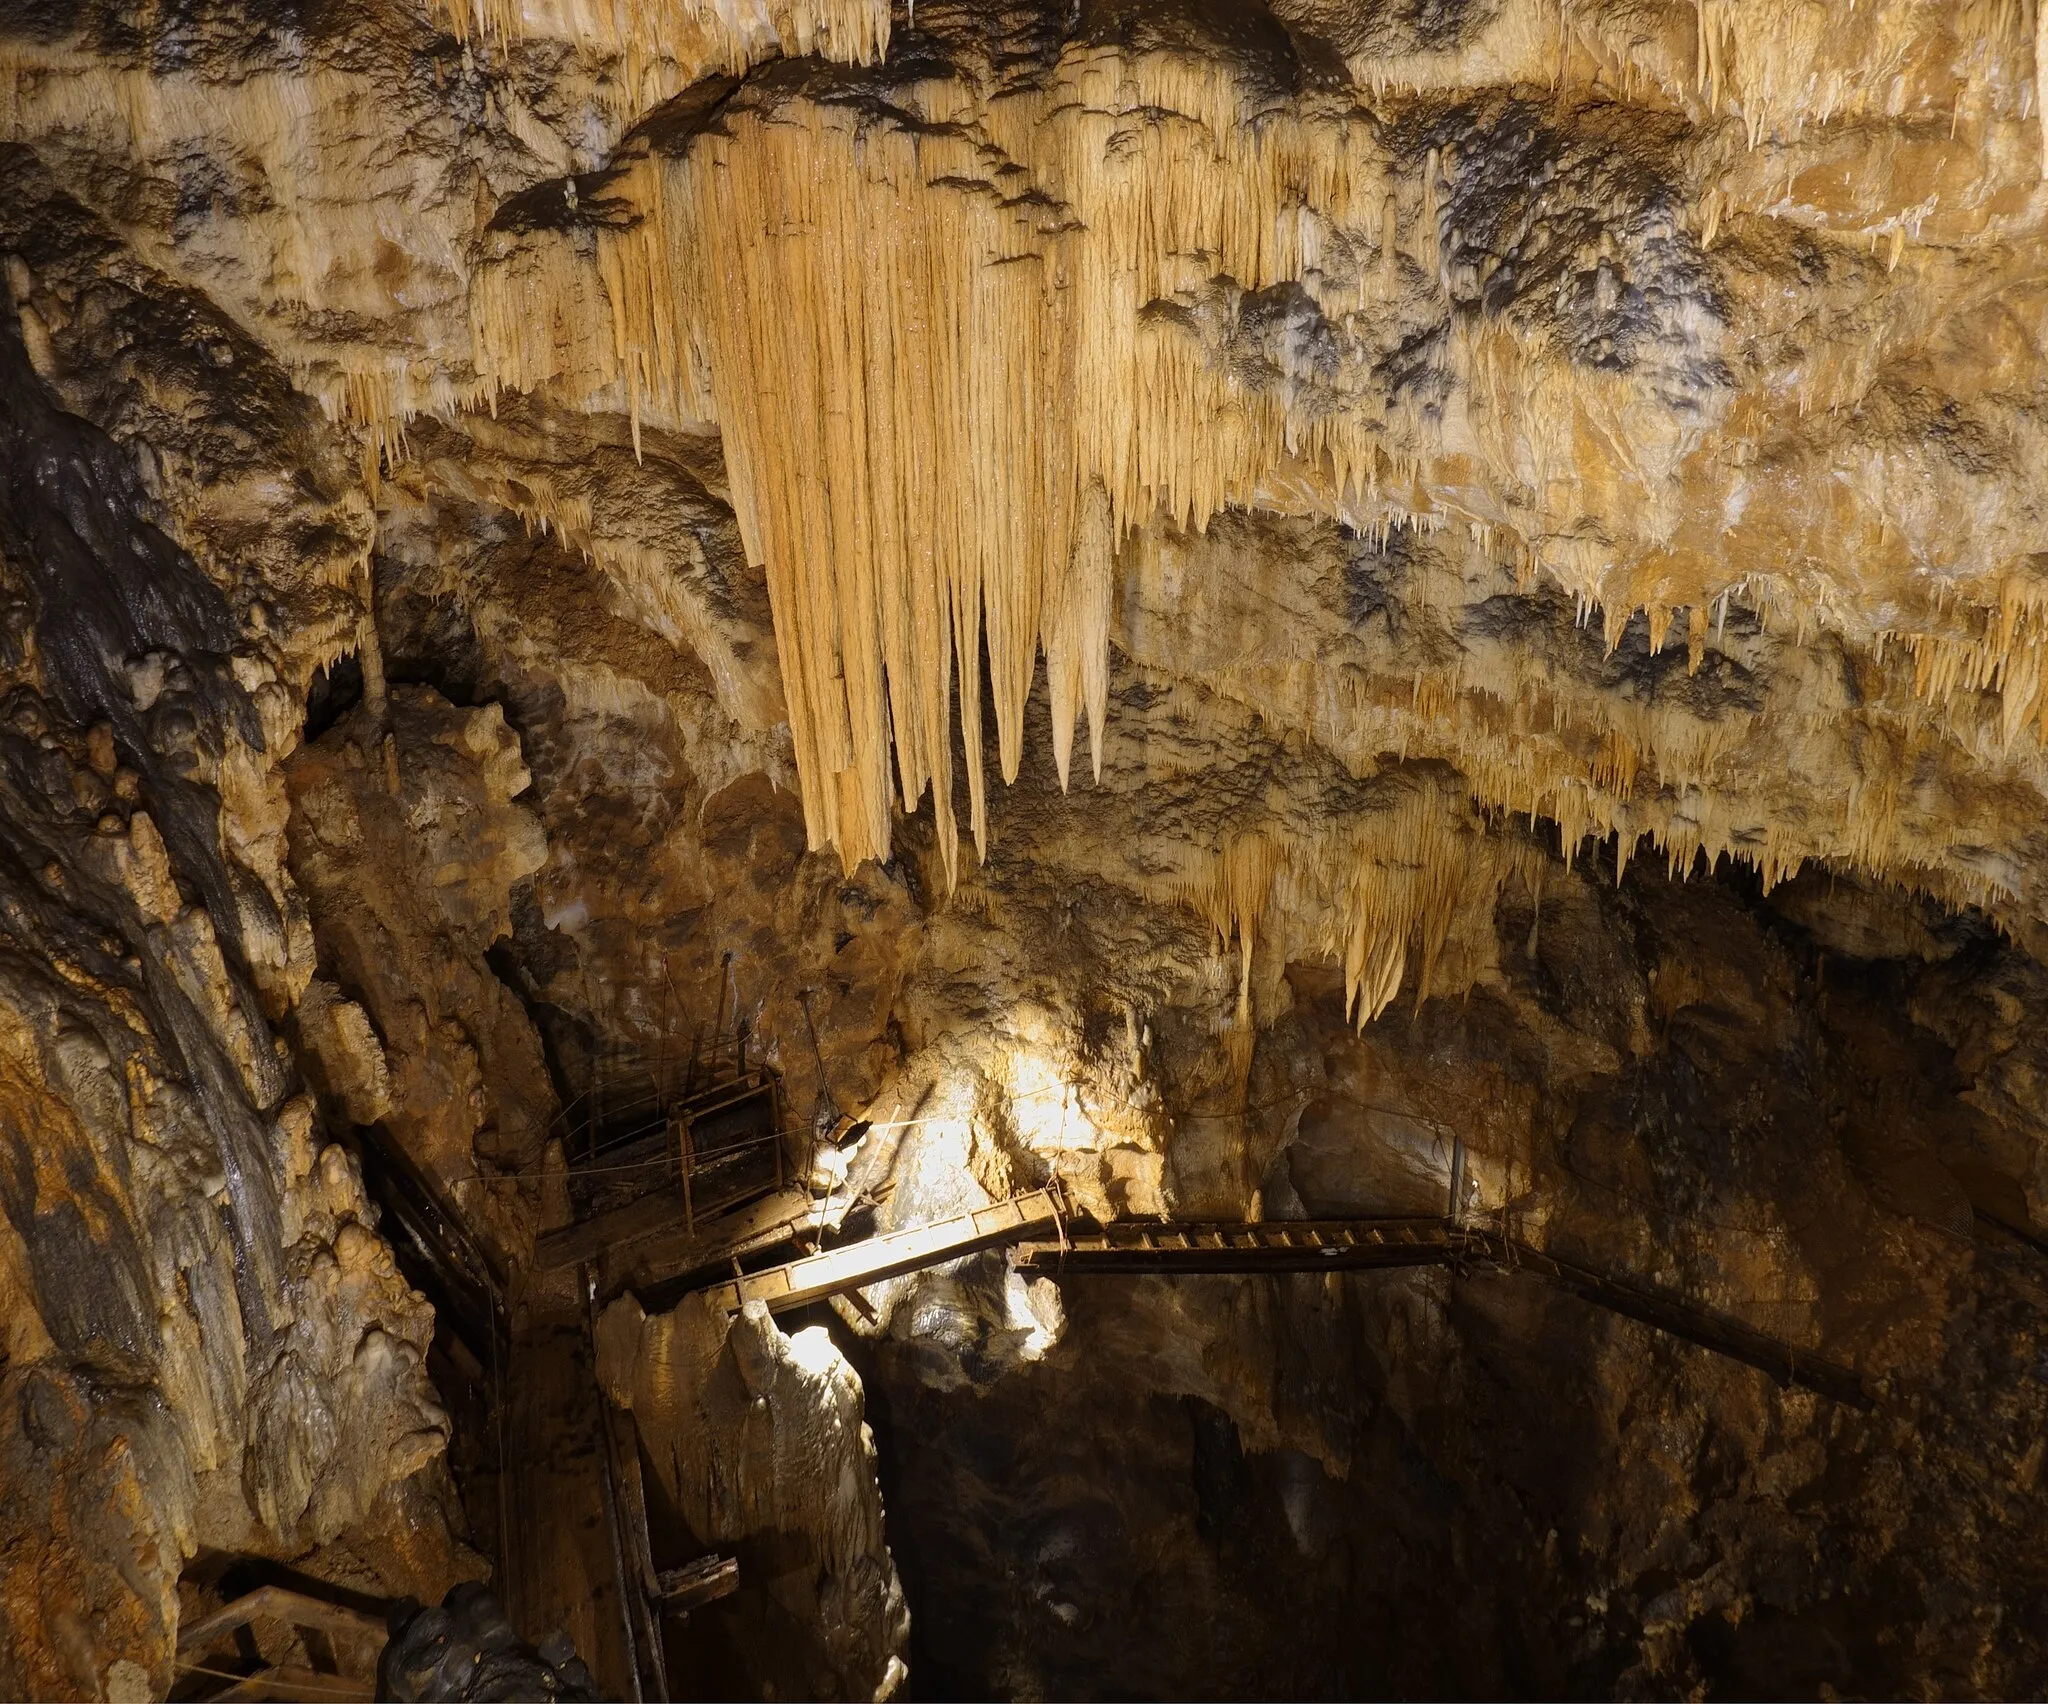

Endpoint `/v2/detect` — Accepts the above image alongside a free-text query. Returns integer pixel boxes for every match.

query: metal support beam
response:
[1014,1216,1455,1275]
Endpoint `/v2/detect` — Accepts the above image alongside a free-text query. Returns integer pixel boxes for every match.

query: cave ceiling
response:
[8,0,2048,961]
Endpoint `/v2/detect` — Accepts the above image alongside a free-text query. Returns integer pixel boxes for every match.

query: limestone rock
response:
[599,1292,910,1701]
[10,0,2048,1695]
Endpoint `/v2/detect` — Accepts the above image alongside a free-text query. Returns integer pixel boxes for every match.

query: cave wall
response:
[865,860,2048,1700]
[0,148,471,1698]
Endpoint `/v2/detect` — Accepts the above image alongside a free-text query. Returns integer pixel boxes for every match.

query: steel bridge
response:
[671,1189,1873,1410]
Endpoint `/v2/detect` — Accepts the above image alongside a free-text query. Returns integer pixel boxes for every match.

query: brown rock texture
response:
[0,139,471,1700]
[285,683,554,1266]
[5,0,2048,1698]
[598,1292,911,1700]
[864,864,2048,1698]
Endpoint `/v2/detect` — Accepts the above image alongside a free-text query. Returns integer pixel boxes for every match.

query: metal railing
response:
[544,996,817,1238]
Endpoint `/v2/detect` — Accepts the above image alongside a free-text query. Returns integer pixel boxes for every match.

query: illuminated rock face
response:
[596,1292,911,1700]
[5,0,2048,1697]
[0,144,468,1700]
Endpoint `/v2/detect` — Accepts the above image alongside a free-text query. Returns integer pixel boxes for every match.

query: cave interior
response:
[4,0,2048,1698]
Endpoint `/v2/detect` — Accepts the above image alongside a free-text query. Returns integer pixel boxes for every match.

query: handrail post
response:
[584,1264,645,1704]
[656,951,674,1109]
[680,1113,695,1234]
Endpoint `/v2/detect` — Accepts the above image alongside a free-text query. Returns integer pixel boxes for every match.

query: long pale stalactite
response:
[480,54,1446,878]
[428,0,892,111]
[470,25,2048,970]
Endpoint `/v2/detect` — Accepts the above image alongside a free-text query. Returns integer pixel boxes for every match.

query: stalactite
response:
[1045,482,1115,791]
[1689,0,2034,150]
[1116,512,2038,929]
[425,0,890,108]
[1163,784,1536,1030]
[469,55,1403,875]
[0,52,494,481]
[459,34,2048,933]
[468,229,619,418]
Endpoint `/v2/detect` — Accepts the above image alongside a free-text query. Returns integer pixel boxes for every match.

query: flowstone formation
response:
[5,0,2048,1698]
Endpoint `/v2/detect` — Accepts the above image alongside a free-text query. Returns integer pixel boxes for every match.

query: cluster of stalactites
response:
[1160,784,1538,1031]
[1116,511,2046,932]
[463,32,2048,928]
[472,51,1415,878]
[0,54,498,490]
[1692,0,2042,151]
[426,0,890,109]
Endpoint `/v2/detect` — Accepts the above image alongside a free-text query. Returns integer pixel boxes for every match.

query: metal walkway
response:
[1010,1215,1458,1273]
[674,1197,1871,1409]
[1010,1216,1873,1409]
